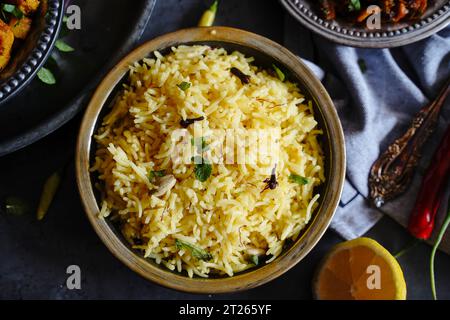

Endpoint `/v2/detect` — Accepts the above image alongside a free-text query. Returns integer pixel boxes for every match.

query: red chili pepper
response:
[408,124,450,240]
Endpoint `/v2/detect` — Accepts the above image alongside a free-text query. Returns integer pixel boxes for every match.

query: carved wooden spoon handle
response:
[369,78,450,208]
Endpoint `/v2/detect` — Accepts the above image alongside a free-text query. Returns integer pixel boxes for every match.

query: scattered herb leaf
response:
[37,67,56,85]
[289,174,309,185]
[55,39,75,52]
[230,67,251,84]
[192,156,212,182]
[175,239,213,261]
[251,255,259,266]
[1,4,15,13]
[180,116,205,128]
[177,81,191,91]
[149,170,166,180]
[1,4,23,19]
[272,64,285,82]
[348,0,361,11]
[1,196,29,216]
[357,58,367,73]
[38,15,75,85]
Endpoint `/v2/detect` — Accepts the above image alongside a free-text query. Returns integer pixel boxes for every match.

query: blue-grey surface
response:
[0,0,449,300]
[295,25,450,246]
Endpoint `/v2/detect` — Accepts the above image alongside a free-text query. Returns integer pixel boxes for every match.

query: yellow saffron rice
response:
[91,45,325,278]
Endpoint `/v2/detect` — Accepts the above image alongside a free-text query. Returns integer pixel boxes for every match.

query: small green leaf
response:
[2,4,23,18]
[177,81,191,91]
[37,67,56,85]
[357,58,367,73]
[272,64,285,82]
[149,170,166,180]
[289,174,309,185]
[348,0,361,11]
[192,156,212,182]
[251,255,259,266]
[175,239,212,261]
[2,197,29,216]
[1,4,15,12]
[55,39,75,52]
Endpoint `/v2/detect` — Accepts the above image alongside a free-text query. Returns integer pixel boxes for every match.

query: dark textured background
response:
[0,0,449,300]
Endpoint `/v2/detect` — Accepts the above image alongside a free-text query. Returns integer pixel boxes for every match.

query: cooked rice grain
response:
[91,45,325,277]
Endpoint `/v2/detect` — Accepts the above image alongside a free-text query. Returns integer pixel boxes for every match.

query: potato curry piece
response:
[0,0,40,71]
[318,0,428,24]
[9,16,32,39]
[13,0,40,15]
[0,19,14,70]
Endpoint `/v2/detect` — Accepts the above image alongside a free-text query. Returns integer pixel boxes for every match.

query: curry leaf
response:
[37,67,56,85]
[177,81,191,91]
[272,64,285,82]
[289,174,309,185]
[2,4,23,18]
[55,39,75,52]
[175,239,212,261]
[192,156,212,182]
[348,0,361,11]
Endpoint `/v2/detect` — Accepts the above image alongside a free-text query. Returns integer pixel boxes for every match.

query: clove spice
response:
[262,165,278,193]
[180,116,205,128]
[230,67,251,85]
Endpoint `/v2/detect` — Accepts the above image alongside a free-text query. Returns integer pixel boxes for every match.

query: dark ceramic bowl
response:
[0,0,64,105]
[280,0,450,48]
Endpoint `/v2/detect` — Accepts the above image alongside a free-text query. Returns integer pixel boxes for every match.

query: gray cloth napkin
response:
[284,16,450,252]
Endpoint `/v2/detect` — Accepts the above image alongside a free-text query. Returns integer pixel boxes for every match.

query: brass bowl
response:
[76,27,346,294]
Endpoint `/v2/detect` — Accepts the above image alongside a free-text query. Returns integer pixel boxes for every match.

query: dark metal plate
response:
[0,0,156,157]
[280,0,450,48]
[0,0,63,104]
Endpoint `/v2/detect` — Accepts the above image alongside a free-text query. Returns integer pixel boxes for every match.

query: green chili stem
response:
[210,0,218,13]
[430,196,450,300]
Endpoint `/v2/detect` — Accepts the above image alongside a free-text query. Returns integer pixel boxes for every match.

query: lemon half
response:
[313,237,407,300]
